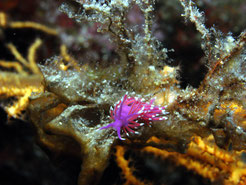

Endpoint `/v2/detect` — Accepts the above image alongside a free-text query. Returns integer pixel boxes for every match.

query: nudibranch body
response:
[100,94,168,140]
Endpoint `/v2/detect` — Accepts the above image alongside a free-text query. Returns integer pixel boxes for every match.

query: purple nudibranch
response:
[100,94,168,140]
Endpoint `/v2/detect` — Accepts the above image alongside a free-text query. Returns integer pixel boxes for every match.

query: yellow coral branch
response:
[115,145,146,185]
[0,60,27,75]
[0,86,37,97]
[143,146,220,182]
[4,38,43,75]
[189,136,235,163]
[60,44,81,71]
[0,11,7,27]
[143,136,246,184]
[7,43,29,67]
[1,83,43,118]
[5,89,32,117]
[9,21,57,35]
[0,70,43,118]
[0,12,57,35]
[27,38,42,74]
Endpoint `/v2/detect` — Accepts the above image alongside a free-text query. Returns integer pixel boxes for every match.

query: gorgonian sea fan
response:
[100,94,168,140]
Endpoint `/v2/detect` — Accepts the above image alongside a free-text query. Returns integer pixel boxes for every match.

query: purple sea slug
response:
[100,94,168,140]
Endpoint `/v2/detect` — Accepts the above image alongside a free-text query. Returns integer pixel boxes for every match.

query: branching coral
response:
[0,12,78,118]
[0,38,44,117]
[115,135,246,185]
[115,145,146,185]
[0,11,60,117]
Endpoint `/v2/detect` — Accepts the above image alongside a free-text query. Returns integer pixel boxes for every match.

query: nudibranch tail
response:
[117,127,125,140]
